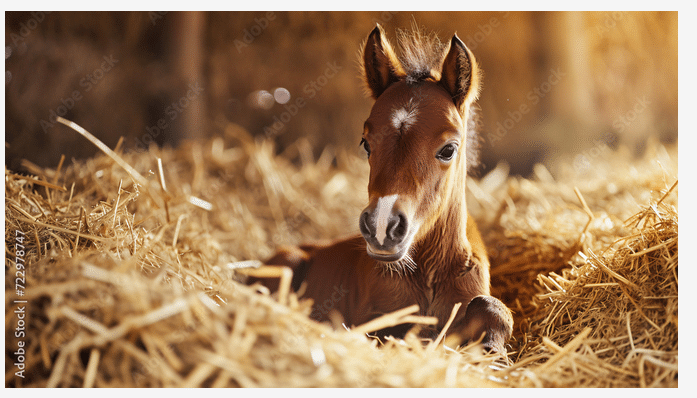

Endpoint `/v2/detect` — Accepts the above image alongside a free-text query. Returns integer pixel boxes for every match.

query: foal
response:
[257,25,512,353]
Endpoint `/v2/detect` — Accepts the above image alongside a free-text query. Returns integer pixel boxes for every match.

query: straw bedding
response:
[5,120,677,387]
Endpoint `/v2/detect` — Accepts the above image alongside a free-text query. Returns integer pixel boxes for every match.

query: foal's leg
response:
[457,295,513,354]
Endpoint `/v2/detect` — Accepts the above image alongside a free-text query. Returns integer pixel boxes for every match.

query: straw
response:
[4,123,677,387]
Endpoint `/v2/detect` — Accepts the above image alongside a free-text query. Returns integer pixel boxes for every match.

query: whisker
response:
[375,251,418,278]
[400,253,417,273]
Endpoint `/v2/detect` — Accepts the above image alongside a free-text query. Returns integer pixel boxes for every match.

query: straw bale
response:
[5,120,677,387]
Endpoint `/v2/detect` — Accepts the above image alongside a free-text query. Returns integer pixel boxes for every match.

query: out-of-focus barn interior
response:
[5,11,677,176]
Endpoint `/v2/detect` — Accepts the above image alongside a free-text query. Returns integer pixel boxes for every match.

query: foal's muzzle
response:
[359,198,410,262]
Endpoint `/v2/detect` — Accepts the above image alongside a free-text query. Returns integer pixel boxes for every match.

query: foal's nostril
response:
[359,210,373,238]
[387,212,408,242]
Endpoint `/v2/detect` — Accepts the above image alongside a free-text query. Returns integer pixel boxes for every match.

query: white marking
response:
[391,100,419,132]
[375,194,399,245]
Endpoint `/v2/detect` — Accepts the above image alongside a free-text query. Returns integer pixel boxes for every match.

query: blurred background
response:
[5,11,678,176]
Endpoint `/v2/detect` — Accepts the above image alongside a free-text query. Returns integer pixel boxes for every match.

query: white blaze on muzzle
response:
[374,194,399,246]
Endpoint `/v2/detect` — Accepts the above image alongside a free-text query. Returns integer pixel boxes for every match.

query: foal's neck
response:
[415,183,472,279]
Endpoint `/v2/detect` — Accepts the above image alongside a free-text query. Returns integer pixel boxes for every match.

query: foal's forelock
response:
[395,28,447,85]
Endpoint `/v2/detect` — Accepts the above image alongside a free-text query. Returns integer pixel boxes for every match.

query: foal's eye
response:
[360,138,371,157]
[436,143,458,162]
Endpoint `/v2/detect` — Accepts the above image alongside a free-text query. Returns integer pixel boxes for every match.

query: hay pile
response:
[5,119,677,387]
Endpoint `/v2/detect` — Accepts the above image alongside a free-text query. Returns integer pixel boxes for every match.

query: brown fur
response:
[252,24,512,353]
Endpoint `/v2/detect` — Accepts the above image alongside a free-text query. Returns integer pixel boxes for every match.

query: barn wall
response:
[5,11,677,176]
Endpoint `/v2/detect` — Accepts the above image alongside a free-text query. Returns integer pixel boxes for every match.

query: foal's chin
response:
[362,221,420,270]
[364,237,418,274]
[365,244,409,263]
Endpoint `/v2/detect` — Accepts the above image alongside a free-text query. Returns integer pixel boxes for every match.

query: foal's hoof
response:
[480,339,507,356]
[460,295,514,355]
[417,325,440,340]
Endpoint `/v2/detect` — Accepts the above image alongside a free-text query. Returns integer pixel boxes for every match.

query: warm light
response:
[247,89,275,110]
[273,87,291,104]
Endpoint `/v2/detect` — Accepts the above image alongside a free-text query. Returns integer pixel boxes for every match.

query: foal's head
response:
[358,25,481,265]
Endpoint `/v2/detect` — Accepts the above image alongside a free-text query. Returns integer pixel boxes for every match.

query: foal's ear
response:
[362,24,404,99]
[439,35,481,113]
